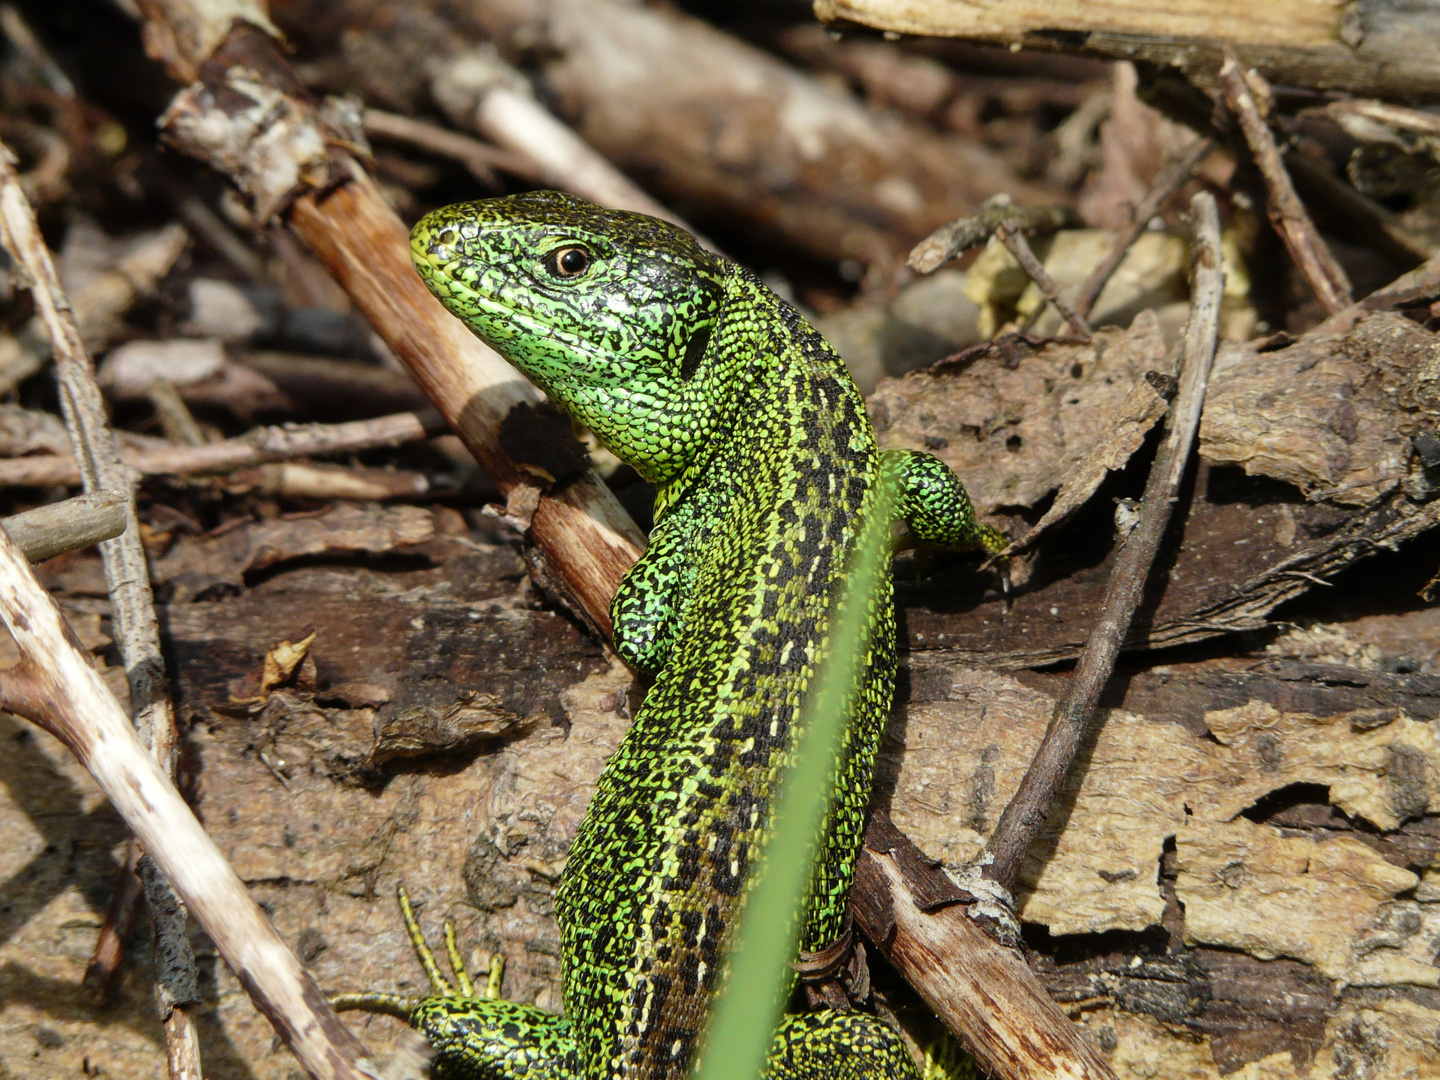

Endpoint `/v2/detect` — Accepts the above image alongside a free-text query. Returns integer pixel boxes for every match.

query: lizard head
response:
[411,190,733,483]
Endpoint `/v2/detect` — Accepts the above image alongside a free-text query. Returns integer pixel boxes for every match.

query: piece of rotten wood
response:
[0,411,443,488]
[1219,54,1352,315]
[0,522,381,1080]
[982,191,1223,891]
[1,490,129,563]
[813,0,1440,103]
[852,813,1117,1080]
[909,198,1071,274]
[147,15,643,637]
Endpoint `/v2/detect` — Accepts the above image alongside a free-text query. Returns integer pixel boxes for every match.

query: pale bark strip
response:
[982,192,1225,891]
[0,523,380,1080]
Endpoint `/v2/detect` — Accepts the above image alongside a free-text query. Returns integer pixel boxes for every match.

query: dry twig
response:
[995,220,1092,339]
[981,191,1225,890]
[1,489,129,562]
[851,813,1118,1080]
[0,144,203,1072]
[1219,54,1352,314]
[0,411,443,487]
[1072,135,1216,319]
[907,198,1070,274]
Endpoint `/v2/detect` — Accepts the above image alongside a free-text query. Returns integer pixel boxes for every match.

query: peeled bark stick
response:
[0,143,207,1046]
[908,199,1071,274]
[1,490,129,562]
[149,15,643,635]
[362,107,544,188]
[812,0,1440,103]
[852,814,1117,1080]
[424,50,698,234]
[0,525,377,1080]
[1219,55,1352,314]
[995,221,1092,340]
[0,411,442,488]
[1072,135,1216,320]
[982,192,1224,892]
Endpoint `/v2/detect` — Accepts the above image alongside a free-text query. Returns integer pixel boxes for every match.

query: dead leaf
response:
[1007,368,1176,554]
[371,693,539,764]
[869,311,1171,513]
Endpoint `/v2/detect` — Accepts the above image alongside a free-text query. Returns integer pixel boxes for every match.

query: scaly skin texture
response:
[393,191,1003,1080]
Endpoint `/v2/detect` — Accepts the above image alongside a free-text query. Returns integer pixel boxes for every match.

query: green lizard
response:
[340,191,1004,1080]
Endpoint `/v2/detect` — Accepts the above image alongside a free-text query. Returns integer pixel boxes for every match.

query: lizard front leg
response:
[609,502,702,675]
[883,449,1007,558]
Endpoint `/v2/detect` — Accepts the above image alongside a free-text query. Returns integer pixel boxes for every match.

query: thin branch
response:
[0,410,442,487]
[1073,135,1216,319]
[363,108,544,187]
[995,220,1092,339]
[153,19,645,638]
[1219,53,1352,314]
[0,525,376,1080]
[851,814,1118,1080]
[981,191,1224,891]
[1,490,129,562]
[0,142,207,1074]
[907,197,1070,274]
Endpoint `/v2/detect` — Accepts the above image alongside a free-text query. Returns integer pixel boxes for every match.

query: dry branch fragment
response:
[1,490,129,563]
[851,814,1118,1080]
[1073,136,1215,320]
[982,192,1223,891]
[908,199,1070,274]
[813,0,1440,102]
[1219,55,1352,314]
[0,411,441,488]
[994,220,1092,339]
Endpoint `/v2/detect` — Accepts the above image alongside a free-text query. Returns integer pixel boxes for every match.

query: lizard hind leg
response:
[332,883,580,1080]
[766,1010,924,1080]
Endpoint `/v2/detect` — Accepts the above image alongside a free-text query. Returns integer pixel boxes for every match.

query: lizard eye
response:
[545,245,593,279]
